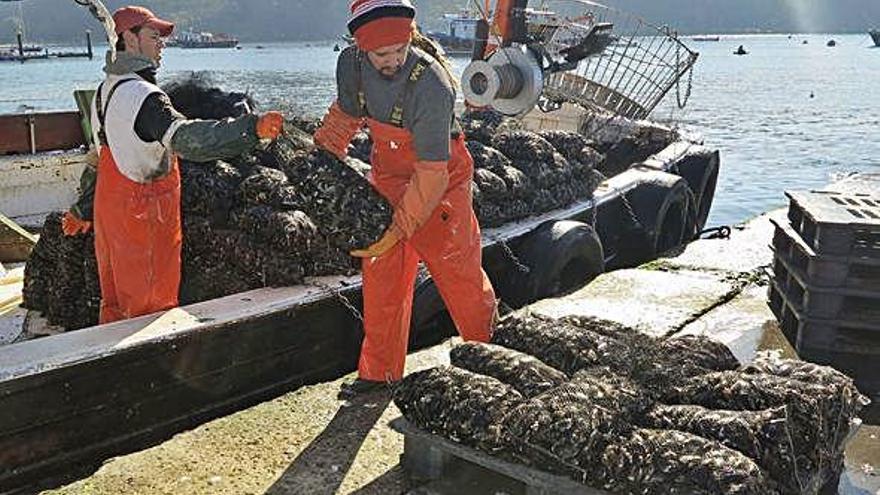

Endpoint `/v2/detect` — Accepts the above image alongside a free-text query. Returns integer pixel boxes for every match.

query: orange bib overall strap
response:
[93,147,182,324]
[358,117,497,382]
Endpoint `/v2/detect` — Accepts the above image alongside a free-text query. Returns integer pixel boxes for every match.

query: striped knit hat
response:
[348,0,416,52]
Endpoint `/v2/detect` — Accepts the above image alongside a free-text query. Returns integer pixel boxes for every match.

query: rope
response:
[698,225,732,240]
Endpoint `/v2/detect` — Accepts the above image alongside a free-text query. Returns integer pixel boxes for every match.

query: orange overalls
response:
[93,148,182,324]
[358,117,497,382]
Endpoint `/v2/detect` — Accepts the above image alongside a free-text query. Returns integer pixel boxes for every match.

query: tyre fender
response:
[502,220,605,308]
[618,170,695,265]
[673,150,719,234]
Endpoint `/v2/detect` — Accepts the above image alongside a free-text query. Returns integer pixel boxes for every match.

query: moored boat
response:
[870,30,880,47]
[167,30,239,49]
[426,10,480,56]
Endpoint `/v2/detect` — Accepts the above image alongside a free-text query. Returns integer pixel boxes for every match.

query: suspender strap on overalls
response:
[95,78,138,146]
[355,51,462,137]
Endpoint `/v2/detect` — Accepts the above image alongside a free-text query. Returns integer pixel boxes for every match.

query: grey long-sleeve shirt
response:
[335,45,456,162]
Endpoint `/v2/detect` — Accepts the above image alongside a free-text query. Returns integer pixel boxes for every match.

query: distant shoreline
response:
[1,30,877,46]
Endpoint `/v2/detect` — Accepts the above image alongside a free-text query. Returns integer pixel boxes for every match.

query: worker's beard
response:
[379,64,403,79]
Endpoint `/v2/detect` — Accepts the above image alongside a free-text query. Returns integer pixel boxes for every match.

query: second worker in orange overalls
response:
[314,0,498,398]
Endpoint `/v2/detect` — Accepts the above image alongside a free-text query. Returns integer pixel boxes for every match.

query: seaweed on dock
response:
[393,365,522,452]
[499,381,634,482]
[491,312,629,375]
[666,370,864,494]
[492,313,718,395]
[660,334,741,372]
[450,342,567,398]
[639,404,796,492]
[394,312,862,493]
[601,428,777,495]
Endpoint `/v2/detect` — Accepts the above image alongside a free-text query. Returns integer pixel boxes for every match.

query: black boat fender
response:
[617,170,696,265]
[410,220,604,330]
[497,220,605,308]
[670,150,720,235]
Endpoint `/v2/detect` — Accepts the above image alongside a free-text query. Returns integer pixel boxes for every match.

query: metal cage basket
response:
[537,0,698,120]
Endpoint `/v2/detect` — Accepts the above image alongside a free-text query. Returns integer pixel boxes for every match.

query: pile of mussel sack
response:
[394,312,870,495]
[23,76,666,330]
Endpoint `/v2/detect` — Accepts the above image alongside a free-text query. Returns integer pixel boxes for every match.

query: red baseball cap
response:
[112,6,174,37]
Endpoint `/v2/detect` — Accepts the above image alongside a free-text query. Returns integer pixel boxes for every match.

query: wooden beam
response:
[0,211,35,263]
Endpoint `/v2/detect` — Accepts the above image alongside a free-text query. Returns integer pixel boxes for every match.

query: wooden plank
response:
[0,112,86,155]
[391,418,611,495]
[0,212,36,263]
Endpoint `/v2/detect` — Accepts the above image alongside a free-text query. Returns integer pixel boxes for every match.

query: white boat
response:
[426,10,481,56]
[167,30,239,49]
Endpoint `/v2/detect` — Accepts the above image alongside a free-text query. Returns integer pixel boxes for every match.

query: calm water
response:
[2,34,879,227]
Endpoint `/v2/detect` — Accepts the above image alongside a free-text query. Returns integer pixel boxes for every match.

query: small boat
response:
[826,39,837,47]
[692,35,720,42]
[426,10,481,57]
[870,30,880,47]
[734,45,748,56]
[167,30,239,49]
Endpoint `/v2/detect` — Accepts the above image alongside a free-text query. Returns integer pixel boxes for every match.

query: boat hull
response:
[168,40,239,49]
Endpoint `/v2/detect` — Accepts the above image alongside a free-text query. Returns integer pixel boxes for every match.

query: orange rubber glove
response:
[256,111,284,140]
[350,225,403,258]
[392,161,450,239]
[62,211,92,236]
[314,101,362,160]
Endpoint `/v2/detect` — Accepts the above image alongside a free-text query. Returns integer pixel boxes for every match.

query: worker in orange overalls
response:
[315,0,498,398]
[62,6,284,323]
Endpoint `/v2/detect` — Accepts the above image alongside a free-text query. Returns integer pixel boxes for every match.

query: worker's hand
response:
[256,111,284,140]
[61,211,92,236]
[314,102,361,161]
[350,226,402,258]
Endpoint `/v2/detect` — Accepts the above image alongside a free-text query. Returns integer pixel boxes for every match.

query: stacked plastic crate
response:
[768,190,880,399]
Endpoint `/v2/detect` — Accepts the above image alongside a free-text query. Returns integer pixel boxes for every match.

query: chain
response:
[306,279,364,323]
[590,196,599,230]
[675,42,695,110]
[594,170,645,233]
[492,235,531,274]
[618,187,645,232]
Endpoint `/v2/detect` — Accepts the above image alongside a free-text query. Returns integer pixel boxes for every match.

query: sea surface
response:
[2,33,879,227]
